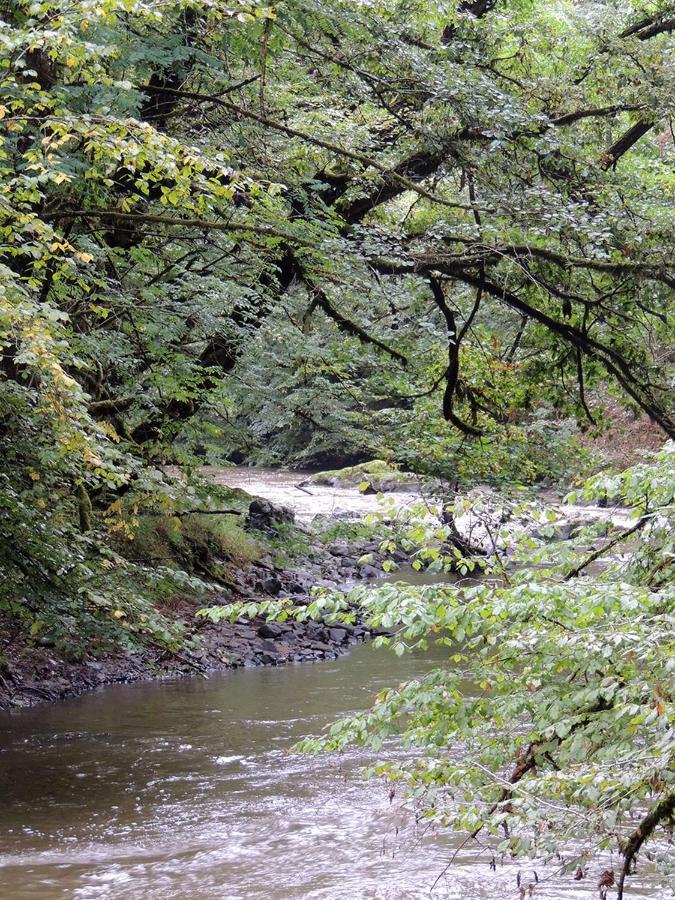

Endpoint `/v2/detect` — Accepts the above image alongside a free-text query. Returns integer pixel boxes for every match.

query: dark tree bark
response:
[429,277,482,435]
[601,119,655,169]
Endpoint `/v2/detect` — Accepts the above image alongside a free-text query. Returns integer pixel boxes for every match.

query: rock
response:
[531,518,588,542]
[245,498,295,532]
[308,460,421,493]
[259,574,282,595]
[286,579,307,593]
[328,627,348,643]
[208,593,233,607]
[328,543,352,557]
[257,622,285,639]
[257,653,277,665]
[313,577,340,589]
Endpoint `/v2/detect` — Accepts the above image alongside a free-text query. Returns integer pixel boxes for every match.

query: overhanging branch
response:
[376,256,675,437]
[601,118,655,169]
[313,288,408,365]
[429,276,482,435]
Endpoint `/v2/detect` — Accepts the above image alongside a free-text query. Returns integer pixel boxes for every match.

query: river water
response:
[0,647,481,899]
[204,466,429,523]
[0,644,661,900]
[0,471,662,898]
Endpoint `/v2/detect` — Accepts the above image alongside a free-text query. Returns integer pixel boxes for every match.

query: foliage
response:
[116,509,262,571]
[1,0,672,884]
[203,443,675,895]
[0,0,673,657]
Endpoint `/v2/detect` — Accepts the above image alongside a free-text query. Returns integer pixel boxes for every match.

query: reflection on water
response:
[0,645,662,899]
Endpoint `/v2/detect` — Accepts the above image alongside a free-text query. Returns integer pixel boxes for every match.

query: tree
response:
[0,1,672,645]
[205,443,675,896]
[312,445,675,897]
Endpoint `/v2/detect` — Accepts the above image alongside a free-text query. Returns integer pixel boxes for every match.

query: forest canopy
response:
[0,0,675,648]
[1,0,673,654]
[1,0,673,892]
[0,3,672,663]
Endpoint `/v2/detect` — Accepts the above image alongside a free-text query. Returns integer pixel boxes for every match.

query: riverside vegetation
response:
[0,0,673,896]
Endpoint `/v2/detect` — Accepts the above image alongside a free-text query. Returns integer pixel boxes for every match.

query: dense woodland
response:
[1,0,674,895]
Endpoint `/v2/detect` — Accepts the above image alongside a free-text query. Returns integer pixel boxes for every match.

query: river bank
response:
[0,472,410,709]
[1,461,631,710]
[1,464,667,898]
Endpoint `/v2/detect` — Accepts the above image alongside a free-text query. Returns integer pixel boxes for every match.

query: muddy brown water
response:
[0,644,662,900]
[0,471,663,898]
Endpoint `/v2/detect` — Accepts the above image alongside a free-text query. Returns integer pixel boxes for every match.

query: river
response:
[0,471,662,898]
[203,466,415,522]
[0,643,661,900]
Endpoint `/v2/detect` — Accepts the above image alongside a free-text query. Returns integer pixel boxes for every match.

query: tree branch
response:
[142,508,242,517]
[376,256,675,437]
[429,276,482,435]
[136,86,482,214]
[617,789,675,899]
[41,210,313,244]
[575,347,596,426]
[601,118,655,169]
[620,13,675,40]
[550,104,645,127]
[564,516,648,580]
[313,288,408,364]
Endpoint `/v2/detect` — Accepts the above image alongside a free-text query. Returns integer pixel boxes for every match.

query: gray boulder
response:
[246,498,295,532]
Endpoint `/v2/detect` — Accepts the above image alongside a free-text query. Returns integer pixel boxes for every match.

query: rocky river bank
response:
[0,489,402,709]
[0,461,625,709]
